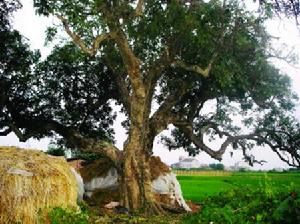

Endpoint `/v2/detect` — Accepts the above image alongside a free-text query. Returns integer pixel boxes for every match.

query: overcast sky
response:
[1,0,300,170]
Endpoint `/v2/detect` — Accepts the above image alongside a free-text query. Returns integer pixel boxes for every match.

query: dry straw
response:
[0,146,78,224]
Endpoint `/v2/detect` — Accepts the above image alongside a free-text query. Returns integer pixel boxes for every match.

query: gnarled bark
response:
[119,90,162,213]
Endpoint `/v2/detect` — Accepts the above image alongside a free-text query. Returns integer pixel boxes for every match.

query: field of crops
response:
[177,171,300,202]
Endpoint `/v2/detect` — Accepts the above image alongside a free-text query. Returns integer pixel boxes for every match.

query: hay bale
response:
[78,156,191,211]
[0,146,78,224]
[79,158,115,182]
[150,156,171,180]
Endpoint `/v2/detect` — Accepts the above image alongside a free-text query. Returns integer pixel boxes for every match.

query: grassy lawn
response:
[177,171,300,202]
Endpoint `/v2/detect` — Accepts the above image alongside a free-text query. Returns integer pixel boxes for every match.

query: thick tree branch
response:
[5,114,123,167]
[110,27,145,98]
[175,121,224,160]
[51,122,123,168]
[7,122,35,142]
[3,112,35,142]
[57,15,113,56]
[174,53,218,78]
[58,12,145,100]
[51,122,122,166]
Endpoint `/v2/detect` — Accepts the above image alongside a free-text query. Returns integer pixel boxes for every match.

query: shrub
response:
[209,163,225,170]
[48,203,89,224]
[182,184,300,224]
[46,147,66,157]
[72,151,103,161]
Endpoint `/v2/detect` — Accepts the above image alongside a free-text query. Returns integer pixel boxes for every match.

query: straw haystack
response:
[0,146,79,224]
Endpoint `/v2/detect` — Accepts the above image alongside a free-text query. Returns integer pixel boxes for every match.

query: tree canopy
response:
[1,0,300,212]
[1,0,299,165]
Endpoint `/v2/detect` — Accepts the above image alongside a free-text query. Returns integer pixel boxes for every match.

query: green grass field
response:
[47,171,300,223]
[177,171,300,202]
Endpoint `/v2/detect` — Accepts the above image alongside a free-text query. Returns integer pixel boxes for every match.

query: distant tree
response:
[238,168,247,172]
[1,0,300,213]
[209,163,225,170]
[46,146,65,157]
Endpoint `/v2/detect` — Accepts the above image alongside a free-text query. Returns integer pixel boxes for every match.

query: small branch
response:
[92,33,112,53]
[150,84,189,136]
[201,120,231,138]
[104,57,131,113]
[252,135,299,168]
[0,128,11,136]
[8,122,32,142]
[173,118,257,161]
[146,47,172,93]
[174,53,218,78]
[56,15,113,56]
[274,147,297,167]
[187,98,205,121]
[239,142,266,166]
[135,0,144,17]
[143,47,174,114]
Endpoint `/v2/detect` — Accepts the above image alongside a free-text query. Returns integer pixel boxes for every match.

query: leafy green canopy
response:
[0,0,299,167]
[1,0,40,138]
[34,45,117,145]
[0,1,117,146]
[1,43,117,145]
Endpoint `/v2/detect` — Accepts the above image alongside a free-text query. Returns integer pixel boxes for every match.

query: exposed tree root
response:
[160,203,187,214]
[143,201,165,216]
[141,201,188,215]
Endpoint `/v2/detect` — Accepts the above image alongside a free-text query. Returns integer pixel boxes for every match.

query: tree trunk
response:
[119,91,164,214]
[120,123,164,214]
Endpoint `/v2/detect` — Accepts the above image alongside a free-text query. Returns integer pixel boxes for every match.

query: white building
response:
[273,167,284,172]
[171,156,201,169]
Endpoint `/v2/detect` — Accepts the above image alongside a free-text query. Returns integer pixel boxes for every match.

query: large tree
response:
[1,0,300,213]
